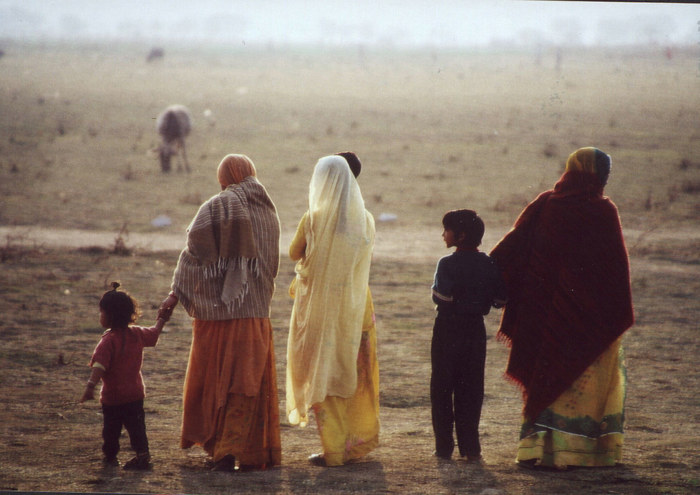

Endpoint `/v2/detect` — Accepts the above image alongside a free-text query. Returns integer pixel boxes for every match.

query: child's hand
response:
[80,386,95,403]
[158,305,173,322]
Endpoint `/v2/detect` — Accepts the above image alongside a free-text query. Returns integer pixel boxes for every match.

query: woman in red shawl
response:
[490,147,634,469]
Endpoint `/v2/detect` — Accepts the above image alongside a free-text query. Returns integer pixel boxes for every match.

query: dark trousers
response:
[430,313,486,458]
[101,399,149,460]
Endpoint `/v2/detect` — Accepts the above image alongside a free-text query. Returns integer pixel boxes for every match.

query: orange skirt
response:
[181,318,281,467]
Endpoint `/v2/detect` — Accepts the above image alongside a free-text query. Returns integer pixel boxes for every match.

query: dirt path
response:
[2,225,698,268]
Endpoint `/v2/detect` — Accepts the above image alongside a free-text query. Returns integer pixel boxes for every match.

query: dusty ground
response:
[0,40,698,494]
[0,225,698,495]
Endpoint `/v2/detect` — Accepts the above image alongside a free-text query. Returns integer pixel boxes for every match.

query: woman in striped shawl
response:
[160,154,281,471]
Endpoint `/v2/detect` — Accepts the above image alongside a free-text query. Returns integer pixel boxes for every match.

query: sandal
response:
[211,454,237,472]
[123,453,152,471]
[308,453,327,467]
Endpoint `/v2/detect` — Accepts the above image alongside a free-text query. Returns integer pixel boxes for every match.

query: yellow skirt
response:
[517,337,625,468]
[181,318,281,468]
[311,293,380,466]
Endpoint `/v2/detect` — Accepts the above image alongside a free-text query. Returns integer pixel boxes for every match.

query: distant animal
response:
[156,105,191,173]
[146,47,164,62]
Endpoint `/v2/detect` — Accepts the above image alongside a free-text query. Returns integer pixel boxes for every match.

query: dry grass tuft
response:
[680,179,700,194]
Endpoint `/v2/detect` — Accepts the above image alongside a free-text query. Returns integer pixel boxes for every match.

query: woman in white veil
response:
[286,154,380,466]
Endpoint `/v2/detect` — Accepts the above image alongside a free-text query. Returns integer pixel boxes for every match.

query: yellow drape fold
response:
[286,156,375,427]
[312,290,380,466]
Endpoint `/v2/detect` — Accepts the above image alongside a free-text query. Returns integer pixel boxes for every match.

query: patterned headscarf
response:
[565,147,611,186]
[217,154,257,188]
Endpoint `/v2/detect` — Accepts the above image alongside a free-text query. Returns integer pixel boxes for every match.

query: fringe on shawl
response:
[201,256,260,310]
[496,330,528,401]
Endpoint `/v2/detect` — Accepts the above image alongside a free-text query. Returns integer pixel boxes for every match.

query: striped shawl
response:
[172,176,280,320]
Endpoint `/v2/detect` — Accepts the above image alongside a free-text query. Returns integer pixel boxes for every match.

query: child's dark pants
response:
[430,313,486,459]
[101,399,149,460]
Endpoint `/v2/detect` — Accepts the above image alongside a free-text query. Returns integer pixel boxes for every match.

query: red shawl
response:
[490,171,634,421]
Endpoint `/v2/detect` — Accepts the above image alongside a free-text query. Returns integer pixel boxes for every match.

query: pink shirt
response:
[90,325,160,406]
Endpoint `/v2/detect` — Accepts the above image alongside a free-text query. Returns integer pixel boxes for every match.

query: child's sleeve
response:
[90,335,112,371]
[138,325,161,347]
[431,258,454,305]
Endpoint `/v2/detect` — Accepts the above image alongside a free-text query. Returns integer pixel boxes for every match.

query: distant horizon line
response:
[1,36,694,50]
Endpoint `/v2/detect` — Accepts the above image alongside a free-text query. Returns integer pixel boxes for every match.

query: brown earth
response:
[0,225,698,494]
[0,40,698,494]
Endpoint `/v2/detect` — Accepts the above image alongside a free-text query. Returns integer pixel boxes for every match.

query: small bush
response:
[681,180,700,195]
[543,143,557,158]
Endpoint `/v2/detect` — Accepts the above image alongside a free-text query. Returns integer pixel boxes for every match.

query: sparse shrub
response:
[644,190,653,211]
[668,184,679,203]
[633,277,648,289]
[77,246,109,255]
[112,224,132,256]
[0,234,31,263]
[679,158,691,170]
[122,163,135,181]
[543,143,557,158]
[285,166,300,174]
[681,180,700,195]
[180,192,202,205]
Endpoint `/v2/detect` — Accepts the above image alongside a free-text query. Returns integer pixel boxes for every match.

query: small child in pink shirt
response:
[80,282,172,470]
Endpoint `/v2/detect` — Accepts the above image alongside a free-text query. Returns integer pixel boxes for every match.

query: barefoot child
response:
[430,209,506,462]
[81,282,173,470]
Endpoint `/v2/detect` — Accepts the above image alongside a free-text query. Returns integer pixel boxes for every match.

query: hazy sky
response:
[1,0,698,47]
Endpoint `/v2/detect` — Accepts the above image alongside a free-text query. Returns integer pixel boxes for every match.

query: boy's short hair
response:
[442,209,485,249]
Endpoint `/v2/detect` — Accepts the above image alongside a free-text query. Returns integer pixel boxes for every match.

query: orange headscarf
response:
[217,154,257,188]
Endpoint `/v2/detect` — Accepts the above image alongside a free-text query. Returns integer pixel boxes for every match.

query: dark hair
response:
[335,151,361,178]
[99,282,140,328]
[442,209,484,250]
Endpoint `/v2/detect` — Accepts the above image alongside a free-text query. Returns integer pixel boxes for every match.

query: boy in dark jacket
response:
[430,209,506,462]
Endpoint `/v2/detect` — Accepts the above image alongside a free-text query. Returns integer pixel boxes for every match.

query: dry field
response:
[0,41,699,494]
